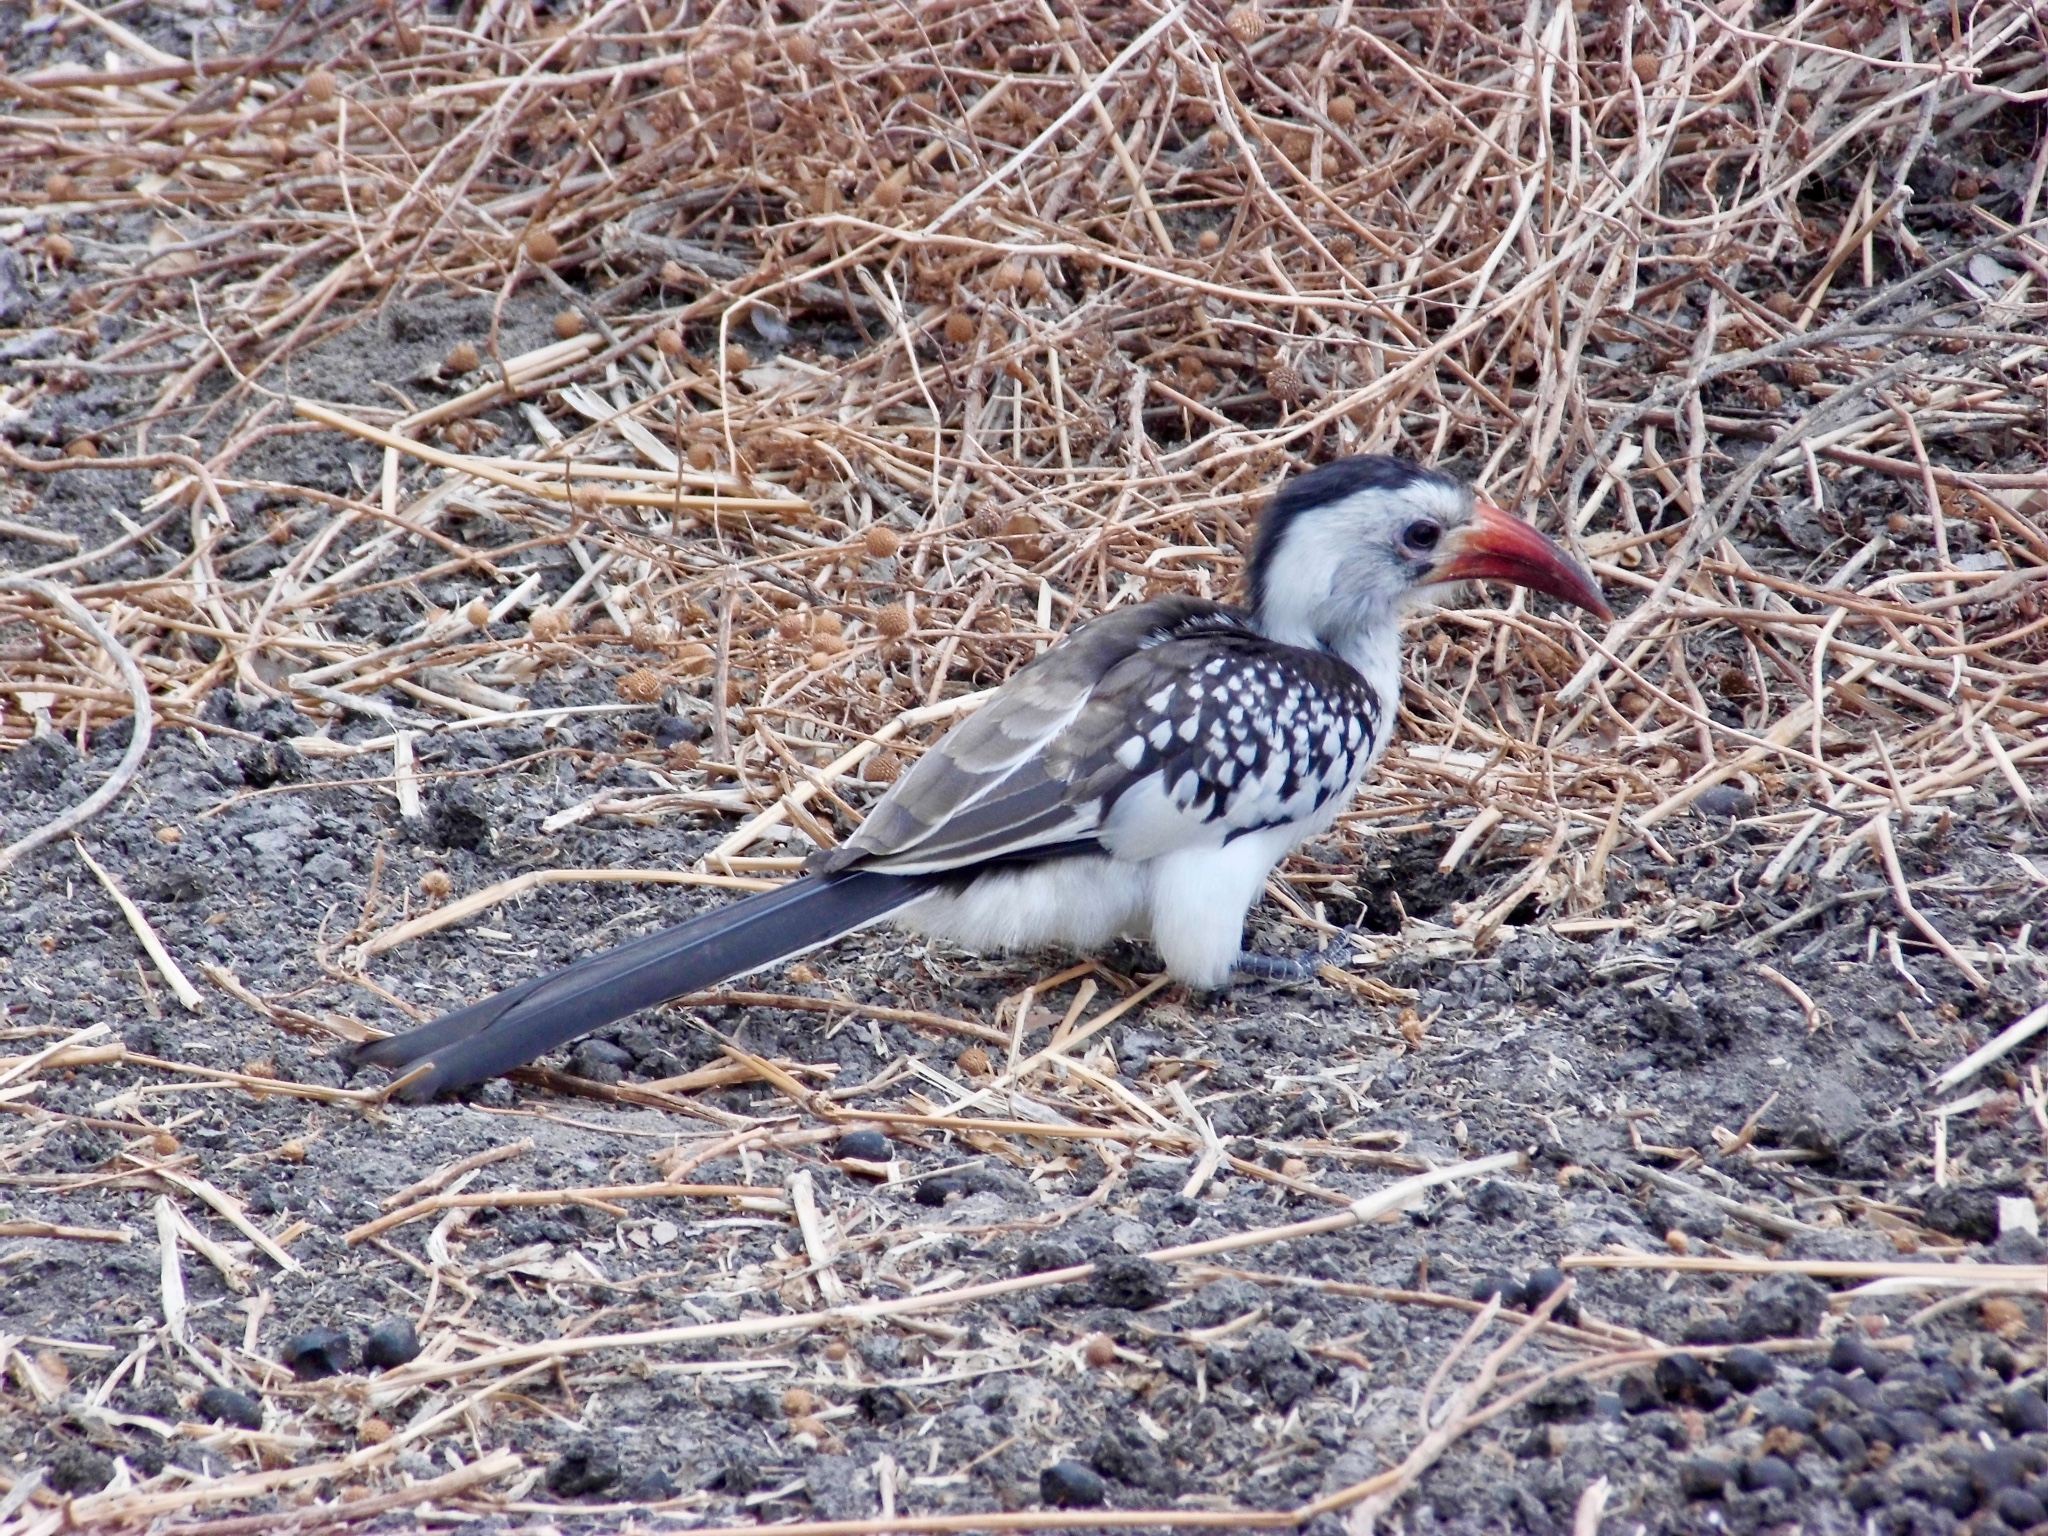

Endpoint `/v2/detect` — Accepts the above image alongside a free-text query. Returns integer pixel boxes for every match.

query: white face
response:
[1253,477,1478,655]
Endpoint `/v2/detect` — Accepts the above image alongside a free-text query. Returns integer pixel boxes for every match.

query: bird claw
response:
[1232,933,1356,985]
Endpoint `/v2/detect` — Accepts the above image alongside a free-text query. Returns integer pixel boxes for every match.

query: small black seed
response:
[1997,1487,2047,1528]
[194,1385,264,1429]
[837,1128,891,1163]
[362,1317,420,1370]
[1741,1456,1800,1495]
[1678,1457,1733,1499]
[281,1327,353,1380]
[1041,1460,1107,1508]
[914,1177,962,1207]
[1718,1346,1776,1392]
[1817,1423,1866,1466]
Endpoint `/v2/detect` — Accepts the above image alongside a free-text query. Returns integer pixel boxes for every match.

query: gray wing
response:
[809,598,1379,876]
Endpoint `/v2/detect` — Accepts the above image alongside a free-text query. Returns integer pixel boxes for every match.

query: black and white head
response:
[1247,456,1610,668]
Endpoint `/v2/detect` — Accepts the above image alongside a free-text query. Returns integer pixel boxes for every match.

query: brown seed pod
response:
[1022,264,1049,298]
[686,440,718,470]
[812,610,843,637]
[1197,228,1220,253]
[810,633,849,659]
[154,825,183,845]
[955,1046,991,1076]
[45,173,76,201]
[359,1418,394,1445]
[553,308,585,339]
[785,34,818,65]
[777,610,810,641]
[1631,52,1660,83]
[63,436,96,459]
[466,598,491,629]
[631,621,667,652]
[864,525,904,559]
[723,342,751,372]
[993,259,1026,290]
[529,607,572,642]
[1226,4,1262,41]
[1266,364,1307,403]
[442,420,476,451]
[617,669,664,704]
[874,604,911,640]
[269,517,295,547]
[525,228,562,264]
[444,341,480,373]
[1328,94,1357,127]
[1083,1334,1118,1368]
[658,260,687,289]
[305,69,339,103]
[570,481,604,515]
[782,1388,817,1418]
[1785,360,1819,387]
[41,233,74,266]
[421,869,453,899]
[865,748,902,783]
[943,311,976,345]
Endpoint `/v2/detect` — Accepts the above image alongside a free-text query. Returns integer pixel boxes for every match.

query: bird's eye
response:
[1402,519,1442,553]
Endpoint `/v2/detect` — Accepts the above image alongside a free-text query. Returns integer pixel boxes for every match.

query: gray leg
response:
[1231,933,1355,984]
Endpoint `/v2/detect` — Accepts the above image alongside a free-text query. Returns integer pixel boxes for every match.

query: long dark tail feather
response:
[350,872,934,1100]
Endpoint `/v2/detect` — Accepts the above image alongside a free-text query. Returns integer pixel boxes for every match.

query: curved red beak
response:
[1433,499,1613,621]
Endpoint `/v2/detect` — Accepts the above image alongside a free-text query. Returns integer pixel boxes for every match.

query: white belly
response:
[893,819,1313,989]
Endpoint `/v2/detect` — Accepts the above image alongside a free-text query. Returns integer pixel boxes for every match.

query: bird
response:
[353,456,1610,1100]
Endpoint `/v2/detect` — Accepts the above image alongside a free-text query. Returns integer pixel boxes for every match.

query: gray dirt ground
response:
[5,395,2048,1536]
[5,11,2048,1536]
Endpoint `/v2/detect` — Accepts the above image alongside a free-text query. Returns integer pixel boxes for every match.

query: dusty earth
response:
[4,2,2048,1535]
[4,322,2047,1536]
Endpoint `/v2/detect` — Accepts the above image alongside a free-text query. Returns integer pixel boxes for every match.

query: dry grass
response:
[2,0,2048,1525]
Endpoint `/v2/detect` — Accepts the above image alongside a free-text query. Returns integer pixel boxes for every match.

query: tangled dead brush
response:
[2,0,2046,975]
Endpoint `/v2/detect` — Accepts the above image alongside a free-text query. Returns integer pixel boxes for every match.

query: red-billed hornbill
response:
[355,457,1610,1099]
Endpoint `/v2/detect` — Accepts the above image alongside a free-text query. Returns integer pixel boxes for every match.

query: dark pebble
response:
[1931,1476,1977,1516]
[1997,1487,2048,1528]
[2001,1390,2048,1435]
[837,1128,891,1163]
[1760,1401,1815,1435]
[653,714,704,748]
[1840,1375,1884,1411]
[564,1041,624,1085]
[1734,1273,1824,1340]
[1090,1256,1170,1311]
[1520,1266,1578,1325]
[1845,1477,1886,1512]
[1616,1372,1659,1413]
[281,1327,353,1380]
[1741,1456,1801,1495]
[194,1385,264,1429]
[1470,1274,1517,1304]
[546,1438,621,1499]
[1973,1447,2031,1496]
[1817,1423,1866,1466]
[1888,1409,1940,1445]
[1656,1353,1711,1403]
[913,1177,962,1207]
[1678,1457,1733,1499]
[1041,1460,1107,1508]
[621,1466,678,1503]
[1694,784,1753,819]
[1831,1332,1888,1379]
[1681,1316,1740,1346]
[1718,1346,1776,1392]
[362,1317,420,1370]
[1859,1414,1898,1449]
[47,1444,113,1495]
